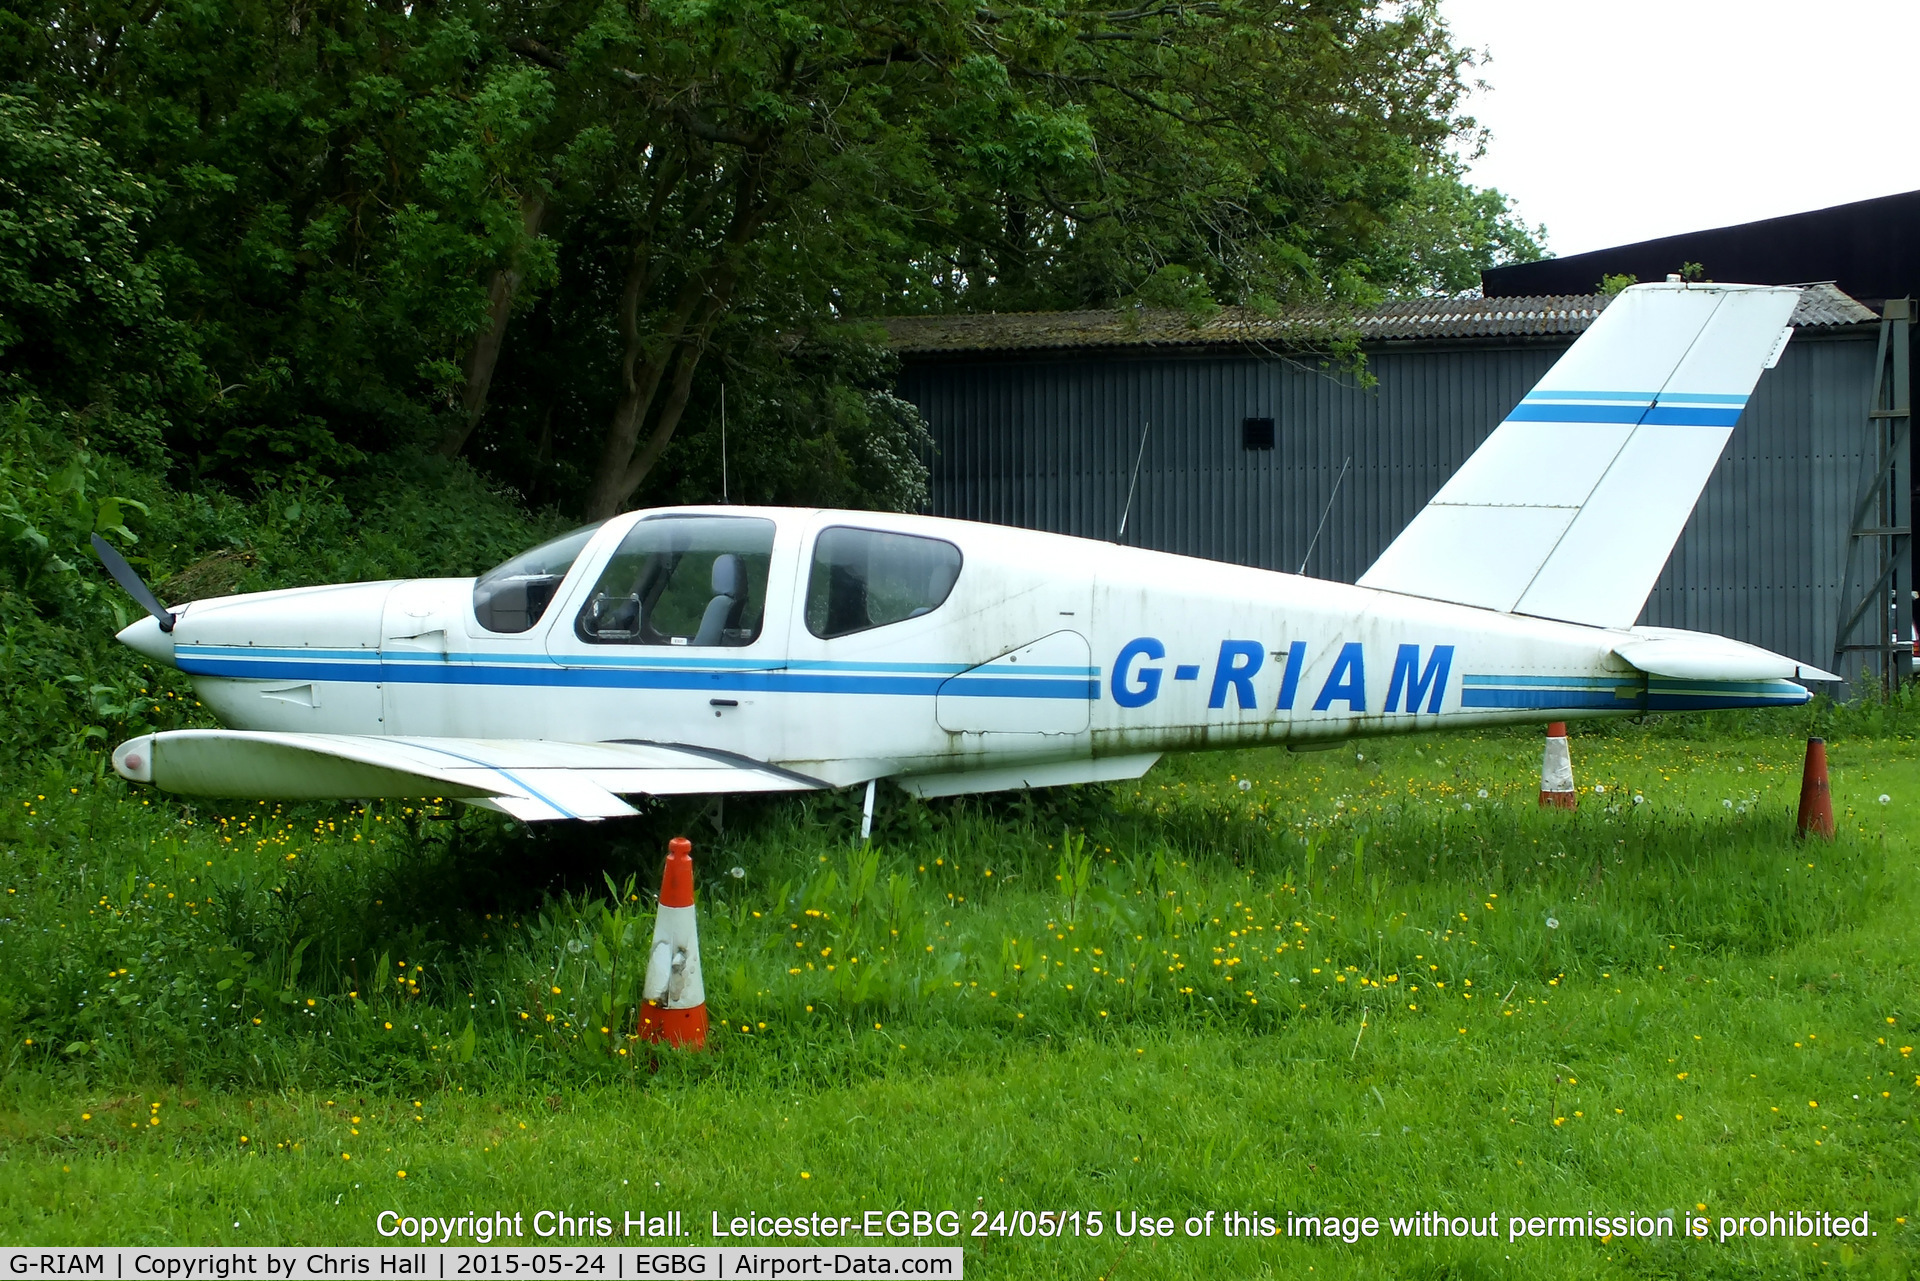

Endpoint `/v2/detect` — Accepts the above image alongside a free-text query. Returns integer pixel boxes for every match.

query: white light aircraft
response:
[100,281,1838,822]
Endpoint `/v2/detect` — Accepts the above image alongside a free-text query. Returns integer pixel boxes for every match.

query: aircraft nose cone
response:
[116,614,175,664]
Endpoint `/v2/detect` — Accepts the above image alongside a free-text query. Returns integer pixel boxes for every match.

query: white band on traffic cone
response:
[642,904,705,1011]
[1540,721,1576,809]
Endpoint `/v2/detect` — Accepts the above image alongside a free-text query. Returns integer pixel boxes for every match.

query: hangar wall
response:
[898,329,1879,682]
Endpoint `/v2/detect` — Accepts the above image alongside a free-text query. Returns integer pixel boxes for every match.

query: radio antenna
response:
[720,383,729,504]
[1298,454,1351,575]
[1116,420,1151,542]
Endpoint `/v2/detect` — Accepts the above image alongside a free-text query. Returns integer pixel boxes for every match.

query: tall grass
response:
[0,719,1896,1094]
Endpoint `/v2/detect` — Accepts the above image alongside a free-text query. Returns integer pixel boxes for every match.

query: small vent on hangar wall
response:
[1242,417,1275,450]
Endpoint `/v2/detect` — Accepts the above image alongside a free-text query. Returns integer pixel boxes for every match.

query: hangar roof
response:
[878,283,1875,356]
[1480,189,1920,307]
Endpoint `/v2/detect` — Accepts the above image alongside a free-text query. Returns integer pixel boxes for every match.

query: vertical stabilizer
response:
[1357,281,1800,629]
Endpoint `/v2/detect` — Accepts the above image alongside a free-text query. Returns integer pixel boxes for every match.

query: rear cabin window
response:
[805,526,962,639]
[472,523,602,634]
[575,515,776,647]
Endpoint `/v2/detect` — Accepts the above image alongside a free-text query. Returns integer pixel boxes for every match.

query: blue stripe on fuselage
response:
[180,645,1000,674]
[176,650,1099,699]
[1460,672,1808,712]
[1460,674,1621,688]
[178,647,1807,713]
[1459,688,1639,710]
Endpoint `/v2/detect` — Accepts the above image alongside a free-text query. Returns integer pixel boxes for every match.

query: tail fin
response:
[1357,281,1800,628]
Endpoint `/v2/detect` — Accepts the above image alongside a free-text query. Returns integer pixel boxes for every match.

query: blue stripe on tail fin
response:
[1357,281,1800,629]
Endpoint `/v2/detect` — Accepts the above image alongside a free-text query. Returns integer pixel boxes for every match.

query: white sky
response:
[1442,0,1920,258]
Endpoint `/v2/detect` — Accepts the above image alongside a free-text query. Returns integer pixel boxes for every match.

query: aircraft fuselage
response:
[118,506,1811,798]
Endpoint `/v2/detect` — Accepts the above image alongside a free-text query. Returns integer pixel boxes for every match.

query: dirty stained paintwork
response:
[110,503,1814,815]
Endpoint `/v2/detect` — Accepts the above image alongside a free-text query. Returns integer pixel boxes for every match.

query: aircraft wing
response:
[110,731,828,822]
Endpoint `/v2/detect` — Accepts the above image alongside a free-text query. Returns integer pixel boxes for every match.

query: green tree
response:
[469,0,1536,518]
[0,94,207,459]
[4,0,557,477]
[1363,162,1545,297]
[5,0,1540,518]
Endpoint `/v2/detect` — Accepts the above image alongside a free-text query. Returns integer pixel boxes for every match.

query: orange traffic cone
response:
[1539,721,1577,809]
[638,837,708,1049]
[1796,738,1835,841]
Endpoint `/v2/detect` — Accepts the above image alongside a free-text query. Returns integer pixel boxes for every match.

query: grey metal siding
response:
[1649,332,1875,674]
[901,332,1876,680]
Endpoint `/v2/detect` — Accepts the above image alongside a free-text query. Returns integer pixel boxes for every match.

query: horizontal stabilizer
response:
[111,731,826,821]
[1359,282,1801,628]
[1611,627,1841,683]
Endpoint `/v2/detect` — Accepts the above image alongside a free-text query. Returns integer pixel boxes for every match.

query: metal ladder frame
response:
[1831,298,1913,690]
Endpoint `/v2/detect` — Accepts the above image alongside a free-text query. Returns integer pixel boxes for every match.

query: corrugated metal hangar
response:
[1481,189,1920,308]
[883,283,1903,687]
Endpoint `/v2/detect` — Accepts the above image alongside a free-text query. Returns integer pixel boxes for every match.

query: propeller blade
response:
[91,533,176,632]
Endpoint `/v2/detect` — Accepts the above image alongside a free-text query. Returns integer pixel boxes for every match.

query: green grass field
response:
[2,710,1916,1278]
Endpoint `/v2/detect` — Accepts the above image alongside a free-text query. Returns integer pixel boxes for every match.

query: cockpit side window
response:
[575,515,776,647]
[804,526,962,639]
[472,523,603,634]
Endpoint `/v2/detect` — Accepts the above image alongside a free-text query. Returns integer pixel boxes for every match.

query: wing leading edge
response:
[110,732,826,822]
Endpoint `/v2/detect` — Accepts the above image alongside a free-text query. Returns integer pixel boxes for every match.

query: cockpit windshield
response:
[472,523,603,634]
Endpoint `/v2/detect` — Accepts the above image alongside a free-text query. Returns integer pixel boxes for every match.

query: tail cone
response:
[639,836,708,1049]
[1796,738,1835,841]
[1539,721,1577,809]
